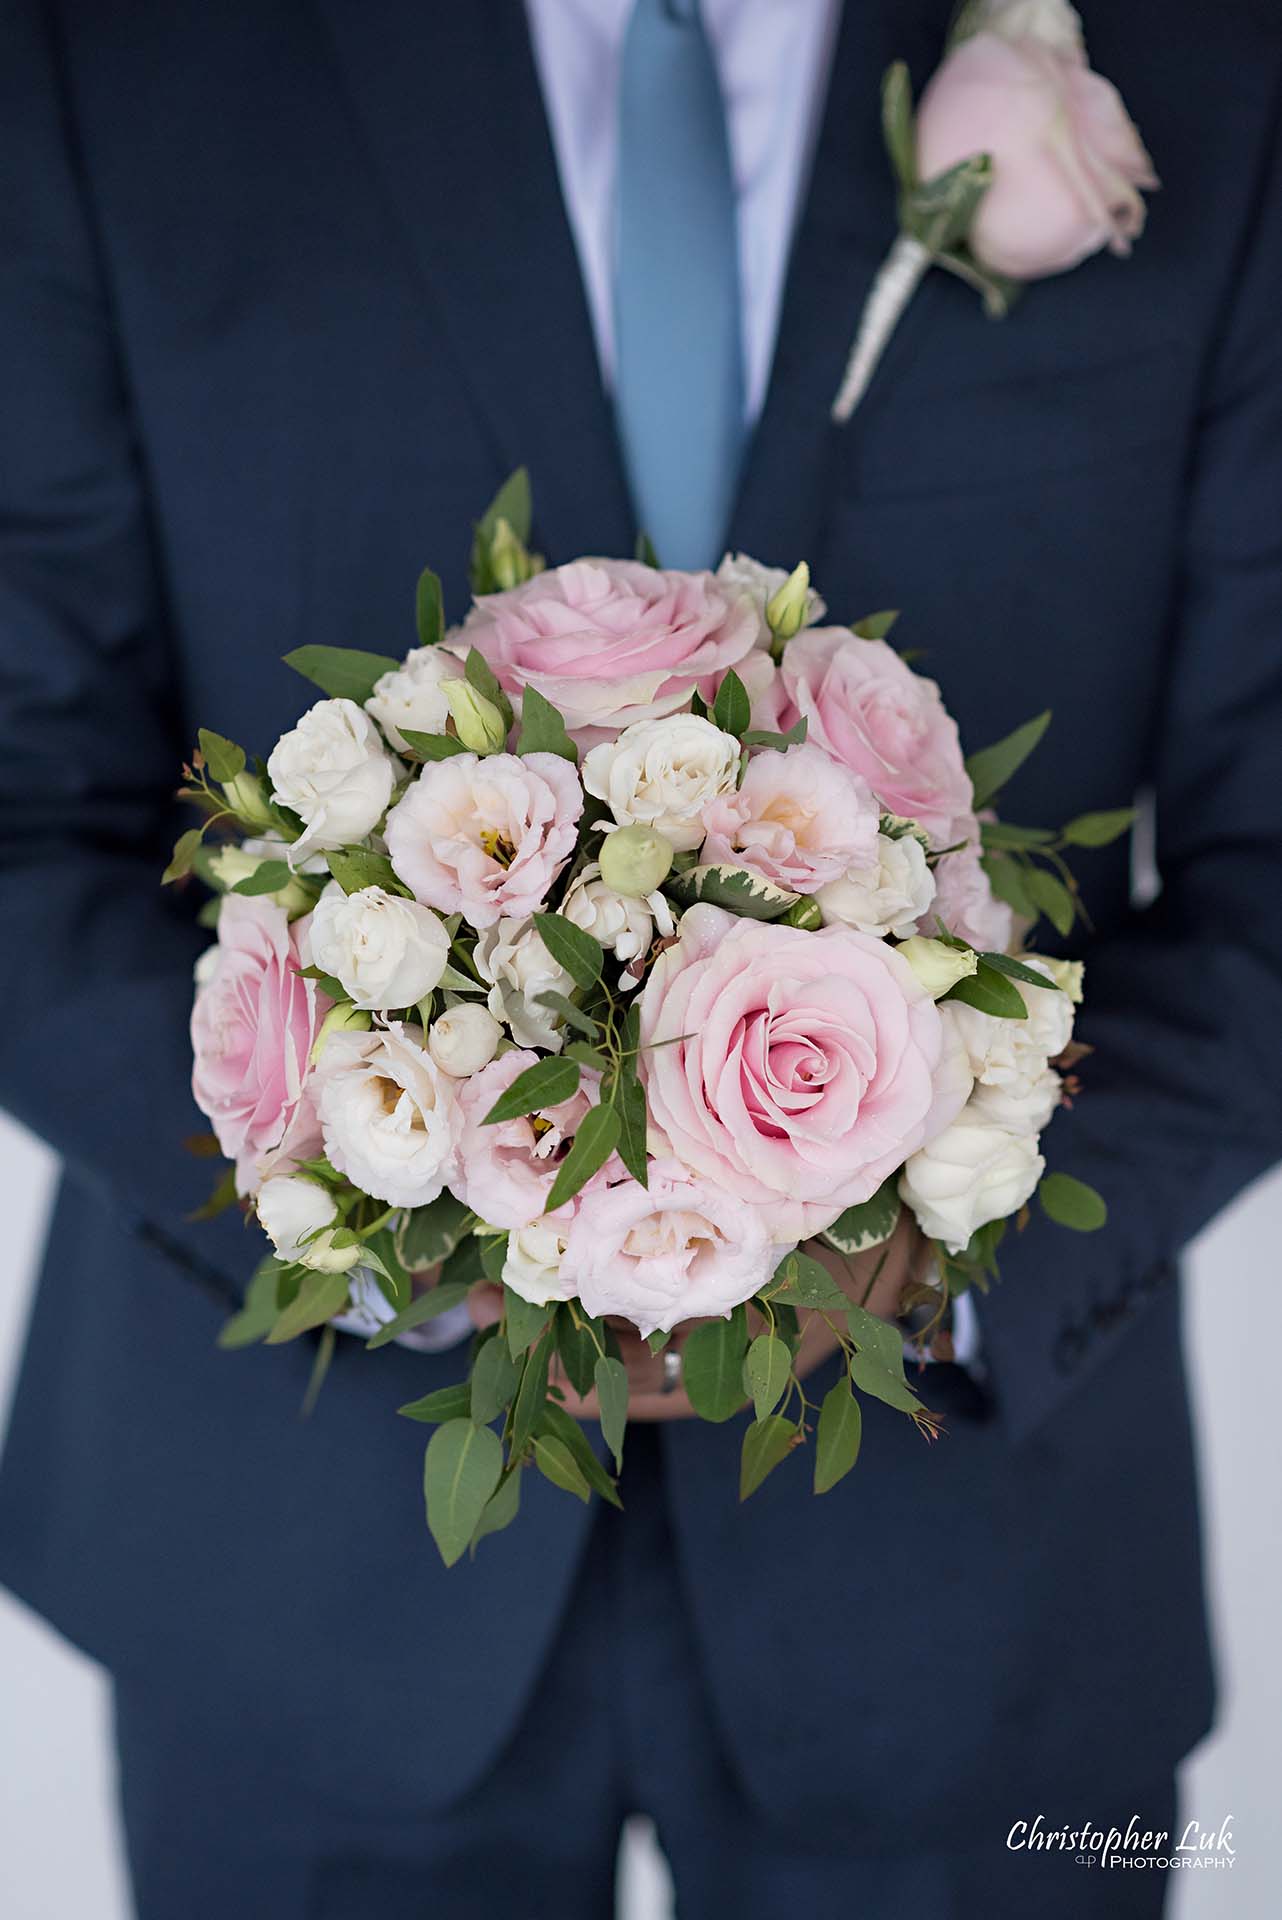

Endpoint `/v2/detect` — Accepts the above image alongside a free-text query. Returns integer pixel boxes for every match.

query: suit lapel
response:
[312,0,635,564]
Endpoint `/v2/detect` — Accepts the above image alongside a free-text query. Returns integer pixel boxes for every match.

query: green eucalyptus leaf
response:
[399,729,468,761]
[533,991,601,1040]
[198,728,246,783]
[682,1306,749,1423]
[539,1401,623,1508]
[230,859,293,898]
[217,1257,287,1350]
[966,710,1052,810]
[1025,866,1076,937]
[532,912,605,991]
[504,1287,550,1360]
[470,1467,522,1549]
[283,645,399,706]
[769,1250,849,1312]
[845,1302,926,1415]
[398,1381,473,1424]
[482,1054,581,1125]
[982,852,1039,922]
[544,1104,621,1213]
[325,848,405,897]
[396,1193,475,1272]
[1061,808,1136,849]
[851,609,900,641]
[744,1333,791,1422]
[424,1419,503,1567]
[556,1313,601,1399]
[509,1327,554,1462]
[814,1381,863,1494]
[603,1066,649,1187]
[532,1432,592,1502]
[265,1268,351,1344]
[364,1279,472,1349]
[1038,1172,1108,1232]
[470,1332,519,1425]
[739,1415,798,1500]
[594,1355,629,1472]
[162,827,203,885]
[415,568,445,649]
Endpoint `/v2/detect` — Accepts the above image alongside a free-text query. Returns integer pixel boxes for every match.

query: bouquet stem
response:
[831,236,930,424]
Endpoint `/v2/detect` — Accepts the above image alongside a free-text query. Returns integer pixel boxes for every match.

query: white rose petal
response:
[428,1002,504,1077]
[474,916,575,1051]
[316,1023,462,1208]
[267,698,396,860]
[560,863,655,966]
[582,713,741,852]
[501,1222,576,1308]
[899,1109,1044,1254]
[255,1173,359,1273]
[969,1067,1063,1136]
[944,956,1076,1091]
[310,882,450,1011]
[817,832,935,940]
[364,646,465,753]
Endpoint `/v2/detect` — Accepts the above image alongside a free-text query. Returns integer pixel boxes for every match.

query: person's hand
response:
[464,1212,930,1424]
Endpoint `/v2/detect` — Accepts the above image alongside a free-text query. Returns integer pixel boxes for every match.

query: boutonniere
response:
[832,0,1157,422]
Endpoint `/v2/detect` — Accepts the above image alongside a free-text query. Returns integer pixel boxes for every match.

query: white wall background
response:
[1,1109,1276,1917]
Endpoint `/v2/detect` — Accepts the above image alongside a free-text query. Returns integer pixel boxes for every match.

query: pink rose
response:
[454,1049,611,1229]
[190,895,330,1195]
[699,742,879,895]
[385,751,582,930]
[916,3,1157,280]
[923,837,1015,952]
[458,559,761,745]
[770,629,973,847]
[562,1159,780,1339]
[637,904,971,1241]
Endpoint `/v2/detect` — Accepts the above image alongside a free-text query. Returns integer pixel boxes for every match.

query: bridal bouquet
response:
[169,473,1122,1563]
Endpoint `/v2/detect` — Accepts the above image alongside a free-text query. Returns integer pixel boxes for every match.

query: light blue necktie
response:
[614,0,744,571]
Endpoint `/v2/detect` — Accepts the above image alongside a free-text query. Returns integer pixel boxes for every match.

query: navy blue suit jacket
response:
[3,0,1281,1840]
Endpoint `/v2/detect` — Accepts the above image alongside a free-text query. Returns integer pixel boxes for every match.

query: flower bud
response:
[765,561,812,643]
[1039,954,1084,1002]
[442,678,508,755]
[598,824,675,898]
[428,1001,503,1077]
[208,842,313,917]
[222,768,275,829]
[897,935,979,999]
[782,897,823,930]
[489,516,543,591]
[255,1174,360,1274]
[309,1000,372,1068]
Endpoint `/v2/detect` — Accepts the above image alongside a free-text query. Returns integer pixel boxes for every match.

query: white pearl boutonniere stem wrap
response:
[832,0,1158,424]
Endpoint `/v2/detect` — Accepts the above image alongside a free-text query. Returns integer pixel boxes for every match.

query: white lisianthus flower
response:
[716,552,826,643]
[559,862,674,970]
[309,882,450,1011]
[895,935,979,999]
[316,1023,462,1207]
[364,646,465,753]
[816,832,935,939]
[267,698,396,860]
[944,955,1076,1090]
[582,713,740,852]
[501,1221,576,1308]
[428,1002,504,1077]
[899,1109,1045,1253]
[255,1174,359,1273]
[969,1067,1063,1136]
[474,916,575,1052]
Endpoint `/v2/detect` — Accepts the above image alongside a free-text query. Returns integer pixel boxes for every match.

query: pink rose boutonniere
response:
[832,0,1157,421]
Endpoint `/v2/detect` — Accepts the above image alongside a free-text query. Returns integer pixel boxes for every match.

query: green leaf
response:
[711,668,750,739]
[364,1279,472,1349]
[851,608,900,641]
[977,951,1061,991]
[682,1306,749,1423]
[533,991,601,1040]
[1061,808,1136,849]
[1025,866,1076,937]
[739,1415,798,1500]
[565,1041,613,1076]
[556,1313,601,1398]
[424,1419,503,1567]
[470,1331,519,1425]
[965,709,1052,810]
[470,1468,521,1549]
[198,727,246,783]
[904,152,994,255]
[544,1103,621,1213]
[880,61,916,192]
[980,821,1056,850]
[162,827,203,885]
[516,686,577,763]
[769,1250,849,1312]
[217,1257,287,1349]
[230,859,293,897]
[634,530,659,567]
[415,567,445,649]
[299,1322,336,1418]
[814,1381,863,1494]
[532,1432,592,1502]
[741,718,808,752]
[482,1054,581,1126]
[398,1381,473,1424]
[665,862,800,922]
[1038,1172,1108,1232]
[594,1355,629,1472]
[603,1066,649,1186]
[363,1225,411,1310]
[265,1268,351,1344]
[982,852,1039,922]
[325,848,404,896]
[188,1163,241,1222]
[532,912,604,991]
[509,1327,554,1462]
[504,1286,550,1360]
[399,728,467,761]
[944,959,1029,1020]
[478,1231,509,1286]
[477,466,532,546]
[283,645,399,705]
[821,1176,902,1256]
[744,1333,791,1422]
[396,1193,475,1272]
[845,1302,925,1415]
[539,1401,623,1508]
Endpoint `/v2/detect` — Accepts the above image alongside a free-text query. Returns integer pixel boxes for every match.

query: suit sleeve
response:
[979,96,1282,1441]
[0,2,247,1304]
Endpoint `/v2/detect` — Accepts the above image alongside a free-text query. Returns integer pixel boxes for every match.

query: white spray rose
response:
[309,882,450,1011]
[267,698,396,859]
[969,1067,1063,1136]
[316,1023,462,1207]
[474,917,575,1052]
[364,646,464,753]
[582,713,740,852]
[899,1109,1045,1253]
[501,1221,575,1308]
[816,832,935,939]
[716,552,826,643]
[559,862,674,970]
[428,1002,504,1077]
[255,1174,359,1273]
[944,956,1076,1091]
